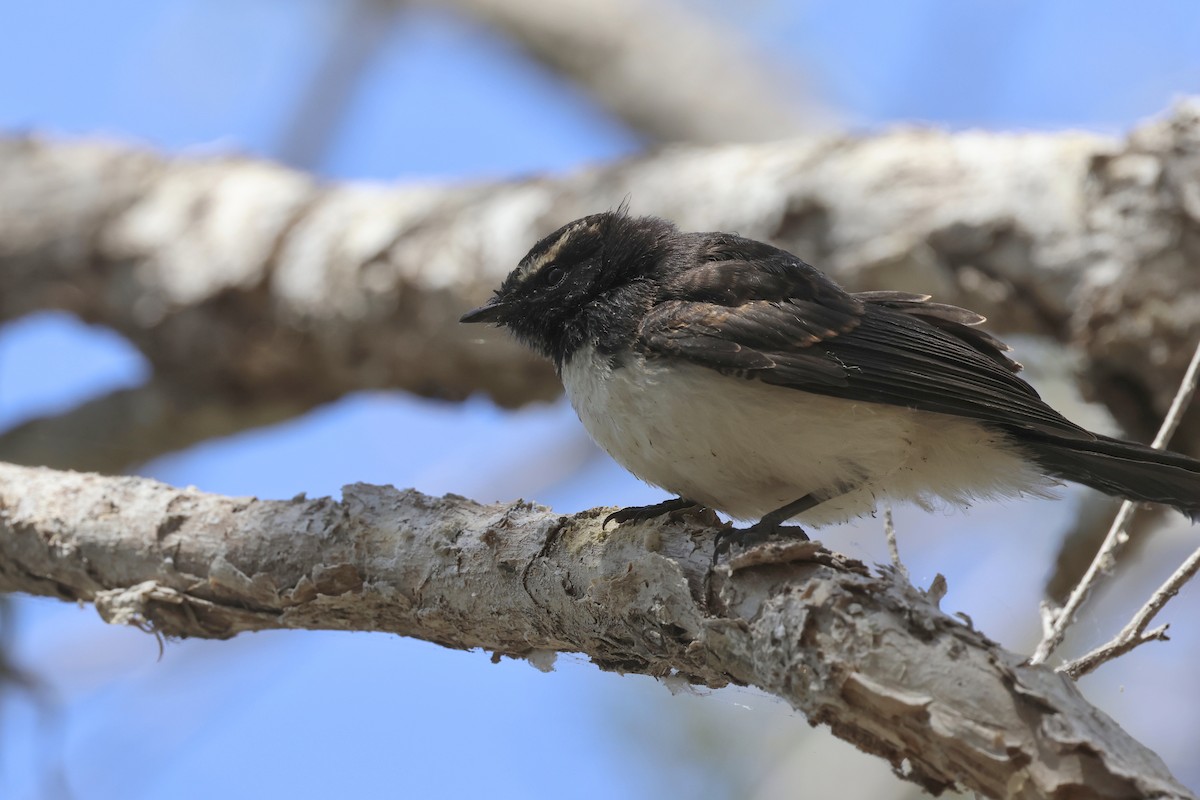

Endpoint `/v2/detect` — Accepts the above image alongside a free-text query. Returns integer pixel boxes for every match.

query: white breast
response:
[560,345,1052,526]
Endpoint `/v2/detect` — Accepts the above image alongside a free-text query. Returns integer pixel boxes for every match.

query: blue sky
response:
[2,2,1200,797]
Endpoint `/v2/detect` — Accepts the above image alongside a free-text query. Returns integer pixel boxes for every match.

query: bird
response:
[461,210,1200,537]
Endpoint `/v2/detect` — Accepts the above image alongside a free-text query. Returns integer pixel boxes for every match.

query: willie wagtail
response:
[461,211,1200,534]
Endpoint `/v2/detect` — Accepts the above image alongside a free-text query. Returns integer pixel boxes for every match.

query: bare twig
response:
[1030,337,1200,667]
[1064,545,1200,678]
[882,504,908,580]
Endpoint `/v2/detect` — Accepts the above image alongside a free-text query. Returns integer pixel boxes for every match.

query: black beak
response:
[460,301,511,324]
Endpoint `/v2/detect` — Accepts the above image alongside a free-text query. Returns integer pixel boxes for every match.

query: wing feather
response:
[639,242,1090,439]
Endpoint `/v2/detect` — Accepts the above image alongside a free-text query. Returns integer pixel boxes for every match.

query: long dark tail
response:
[1015,431,1200,522]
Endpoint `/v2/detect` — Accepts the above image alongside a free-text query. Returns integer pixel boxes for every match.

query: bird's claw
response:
[603,498,703,529]
[713,521,810,562]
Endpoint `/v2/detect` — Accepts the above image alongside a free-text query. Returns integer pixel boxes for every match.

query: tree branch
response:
[0,380,320,473]
[3,101,1199,468]
[274,0,401,170]
[0,461,1191,798]
[1032,336,1200,667]
[437,0,824,144]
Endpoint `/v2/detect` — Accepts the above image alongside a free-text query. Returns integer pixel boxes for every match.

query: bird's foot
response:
[714,517,810,559]
[603,498,703,529]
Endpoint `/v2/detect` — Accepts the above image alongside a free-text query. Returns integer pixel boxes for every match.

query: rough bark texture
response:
[0,461,1191,799]
[1072,110,1200,444]
[2,102,1199,470]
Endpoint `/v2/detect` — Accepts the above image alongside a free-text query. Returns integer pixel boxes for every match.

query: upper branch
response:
[0,461,1190,799]
[3,101,1199,445]
[439,0,823,143]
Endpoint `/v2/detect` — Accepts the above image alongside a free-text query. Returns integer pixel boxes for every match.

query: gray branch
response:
[0,380,319,473]
[436,0,824,143]
[0,461,1190,798]
[3,101,1199,470]
[274,0,402,169]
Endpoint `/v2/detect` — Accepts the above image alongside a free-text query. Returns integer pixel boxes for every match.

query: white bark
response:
[2,100,1200,479]
[2,102,1198,465]
[0,461,1191,798]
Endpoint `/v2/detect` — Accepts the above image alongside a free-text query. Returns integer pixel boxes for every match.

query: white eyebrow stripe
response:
[514,219,603,283]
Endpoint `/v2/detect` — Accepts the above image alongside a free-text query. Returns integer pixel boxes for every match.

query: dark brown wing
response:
[641,298,855,386]
[641,251,1092,438]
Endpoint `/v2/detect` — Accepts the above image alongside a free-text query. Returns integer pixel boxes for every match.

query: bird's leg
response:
[749,495,822,538]
[715,495,822,556]
[603,497,703,529]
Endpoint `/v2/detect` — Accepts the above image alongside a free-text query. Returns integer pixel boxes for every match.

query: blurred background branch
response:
[274,0,404,170]
[435,0,829,143]
[0,380,322,474]
[3,104,1199,473]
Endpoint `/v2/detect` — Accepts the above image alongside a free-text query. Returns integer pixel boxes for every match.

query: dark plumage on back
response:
[638,231,1084,437]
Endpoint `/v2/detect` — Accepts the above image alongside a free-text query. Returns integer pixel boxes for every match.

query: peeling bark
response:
[0,462,1190,799]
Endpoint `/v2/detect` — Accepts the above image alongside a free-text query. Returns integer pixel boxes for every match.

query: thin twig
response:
[883,504,908,580]
[1063,544,1200,678]
[1029,338,1200,667]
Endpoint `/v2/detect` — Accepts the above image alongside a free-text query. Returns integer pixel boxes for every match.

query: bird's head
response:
[461,210,676,366]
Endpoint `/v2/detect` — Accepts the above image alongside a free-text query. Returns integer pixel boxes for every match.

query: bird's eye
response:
[544,266,566,286]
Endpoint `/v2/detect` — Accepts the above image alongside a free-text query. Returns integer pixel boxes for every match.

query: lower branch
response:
[0,462,1189,798]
